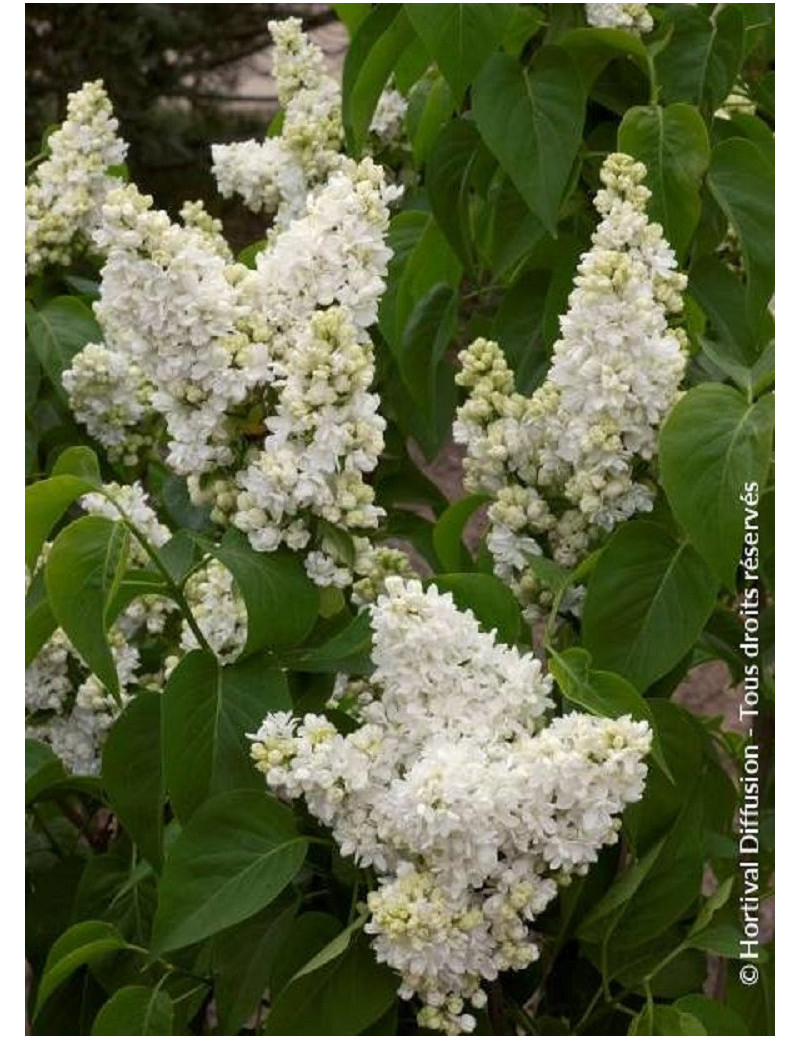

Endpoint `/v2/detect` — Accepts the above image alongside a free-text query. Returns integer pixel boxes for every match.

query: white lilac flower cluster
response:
[211,18,407,229]
[62,150,398,586]
[454,153,687,617]
[249,578,651,1034]
[180,559,248,662]
[25,484,173,774]
[25,80,127,275]
[61,344,155,466]
[585,3,653,34]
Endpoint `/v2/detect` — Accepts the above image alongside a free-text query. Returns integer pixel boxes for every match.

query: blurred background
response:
[26,4,346,236]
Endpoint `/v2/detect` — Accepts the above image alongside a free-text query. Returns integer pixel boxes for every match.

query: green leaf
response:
[524,559,573,604]
[52,445,102,482]
[25,567,58,665]
[399,283,458,411]
[629,1004,707,1035]
[292,915,369,982]
[580,793,705,951]
[502,5,544,57]
[156,530,203,586]
[426,119,483,269]
[405,4,515,100]
[392,34,431,93]
[473,48,586,234]
[713,111,774,167]
[157,471,214,533]
[343,5,415,153]
[557,27,650,90]
[35,921,129,1015]
[618,103,710,259]
[210,529,320,654]
[429,573,521,645]
[25,297,102,398]
[45,516,130,700]
[91,986,174,1036]
[547,648,671,779]
[659,384,775,586]
[707,138,774,326]
[578,839,666,940]
[72,844,157,946]
[26,334,42,410]
[333,3,371,37]
[213,896,298,1034]
[163,650,291,822]
[491,269,550,393]
[673,995,748,1036]
[688,256,761,364]
[102,692,165,869]
[655,4,745,113]
[725,952,774,1034]
[623,700,704,853]
[379,210,462,350]
[476,170,548,277]
[26,739,67,804]
[269,913,343,996]
[27,857,88,966]
[151,790,307,954]
[283,611,373,675]
[406,73,455,167]
[582,521,718,690]
[433,494,489,572]
[264,932,397,1035]
[689,877,734,937]
[25,473,97,570]
[689,922,742,958]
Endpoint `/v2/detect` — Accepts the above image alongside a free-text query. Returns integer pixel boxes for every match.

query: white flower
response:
[370,88,408,146]
[250,579,651,1032]
[211,20,406,227]
[181,559,247,662]
[62,343,154,465]
[26,80,127,274]
[57,66,399,588]
[585,4,653,34]
[211,138,308,227]
[455,153,687,616]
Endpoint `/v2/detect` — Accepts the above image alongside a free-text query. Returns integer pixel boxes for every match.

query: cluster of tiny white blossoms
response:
[25,80,127,275]
[585,3,653,34]
[249,578,651,1034]
[61,343,156,466]
[61,136,398,585]
[211,18,407,229]
[223,157,400,584]
[25,484,174,774]
[454,154,687,617]
[180,559,248,662]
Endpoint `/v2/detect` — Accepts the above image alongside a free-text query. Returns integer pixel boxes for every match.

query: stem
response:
[126,523,211,653]
[462,286,499,302]
[573,984,603,1034]
[487,981,509,1036]
[103,492,213,654]
[306,836,336,848]
[127,945,210,984]
[646,52,659,106]
[348,876,361,923]
[509,998,538,1035]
